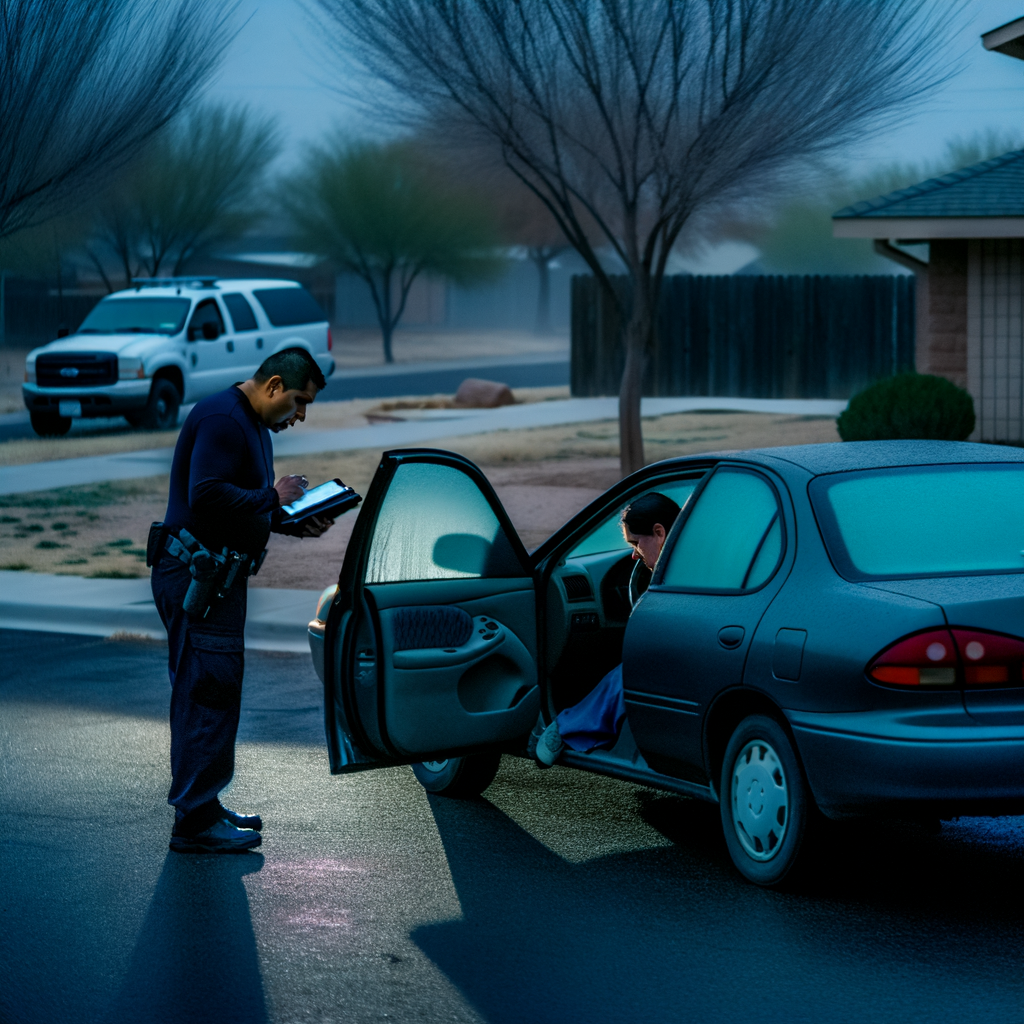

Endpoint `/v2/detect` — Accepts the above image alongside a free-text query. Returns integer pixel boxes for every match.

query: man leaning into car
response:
[150,348,333,854]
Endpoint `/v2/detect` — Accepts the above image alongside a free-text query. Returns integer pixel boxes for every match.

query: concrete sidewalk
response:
[0,570,319,652]
[0,395,846,495]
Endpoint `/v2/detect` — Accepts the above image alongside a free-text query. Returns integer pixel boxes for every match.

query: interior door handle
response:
[718,625,745,649]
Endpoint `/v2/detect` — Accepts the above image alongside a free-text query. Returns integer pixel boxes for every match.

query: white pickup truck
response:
[22,277,334,436]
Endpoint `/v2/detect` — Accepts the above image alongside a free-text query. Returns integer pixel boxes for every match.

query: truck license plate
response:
[58,400,82,418]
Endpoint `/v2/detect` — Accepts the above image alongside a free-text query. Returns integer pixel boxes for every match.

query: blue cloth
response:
[556,663,625,752]
[164,386,279,556]
[152,552,247,836]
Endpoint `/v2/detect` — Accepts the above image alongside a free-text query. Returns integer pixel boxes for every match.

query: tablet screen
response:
[282,479,345,516]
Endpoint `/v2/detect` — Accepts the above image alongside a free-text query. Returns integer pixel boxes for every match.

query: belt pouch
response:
[146,522,166,568]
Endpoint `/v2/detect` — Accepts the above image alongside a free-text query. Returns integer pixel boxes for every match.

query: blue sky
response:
[207,0,1024,174]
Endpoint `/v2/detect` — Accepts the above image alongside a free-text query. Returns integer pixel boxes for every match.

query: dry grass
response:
[0,408,841,586]
[0,386,572,467]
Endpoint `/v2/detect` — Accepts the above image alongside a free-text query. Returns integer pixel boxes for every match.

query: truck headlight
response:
[24,359,36,384]
[118,357,146,380]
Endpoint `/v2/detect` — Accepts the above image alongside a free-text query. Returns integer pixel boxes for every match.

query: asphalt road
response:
[2,628,1023,1024]
[0,357,569,442]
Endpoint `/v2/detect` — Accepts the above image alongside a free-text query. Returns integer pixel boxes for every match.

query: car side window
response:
[222,293,258,332]
[661,468,783,591]
[365,462,525,584]
[187,299,225,341]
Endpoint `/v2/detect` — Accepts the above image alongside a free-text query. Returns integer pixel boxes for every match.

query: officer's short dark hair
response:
[621,492,680,536]
[254,348,326,392]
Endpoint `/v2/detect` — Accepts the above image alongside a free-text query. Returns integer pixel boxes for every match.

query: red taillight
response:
[868,629,958,687]
[953,628,1022,686]
[868,627,1024,689]
[327,327,333,352]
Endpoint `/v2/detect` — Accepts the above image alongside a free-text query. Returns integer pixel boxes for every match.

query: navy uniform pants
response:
[151,552,247,836]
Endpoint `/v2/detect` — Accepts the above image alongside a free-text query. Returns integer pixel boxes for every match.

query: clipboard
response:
[279,478,362,526]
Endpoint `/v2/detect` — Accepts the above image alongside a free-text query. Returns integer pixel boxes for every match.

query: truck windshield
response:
[810,463,1024,580]
[77,298,191,335]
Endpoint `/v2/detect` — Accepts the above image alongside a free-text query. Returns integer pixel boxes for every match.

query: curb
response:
[0,571,318,653]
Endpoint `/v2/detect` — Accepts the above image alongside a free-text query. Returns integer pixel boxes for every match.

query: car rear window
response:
[253,287,325,327]
[77,298,190,335]
[810,464,1024,580]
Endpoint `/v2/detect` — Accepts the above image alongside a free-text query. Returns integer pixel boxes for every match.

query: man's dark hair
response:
[253,347,326,392]
[621,491,680,536]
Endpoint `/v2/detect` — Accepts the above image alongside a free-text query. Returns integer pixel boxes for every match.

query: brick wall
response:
[924,240,968,387]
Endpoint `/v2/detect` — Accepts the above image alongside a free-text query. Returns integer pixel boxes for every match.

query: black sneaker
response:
[169,818,262,854]
[220,806,263,832]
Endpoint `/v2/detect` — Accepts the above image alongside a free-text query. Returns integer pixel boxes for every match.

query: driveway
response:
[2,629,1022,1023]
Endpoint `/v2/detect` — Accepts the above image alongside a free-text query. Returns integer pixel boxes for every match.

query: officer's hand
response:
[300,515,334,538]
[274,475,307,504]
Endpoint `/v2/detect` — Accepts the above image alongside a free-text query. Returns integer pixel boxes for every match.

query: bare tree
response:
[283,139,501,363]
[0,0,235,243]
[86,104,280,290]
[310,0,957,474]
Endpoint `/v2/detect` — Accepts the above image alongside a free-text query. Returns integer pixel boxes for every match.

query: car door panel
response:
[375,596,537,756]
[323,449,538,773]
[186,299,233,396]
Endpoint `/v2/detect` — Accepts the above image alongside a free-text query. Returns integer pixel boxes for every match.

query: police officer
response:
[151,348,333,853]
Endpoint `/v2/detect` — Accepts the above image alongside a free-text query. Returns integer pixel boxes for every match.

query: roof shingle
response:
[833,150,1024,220]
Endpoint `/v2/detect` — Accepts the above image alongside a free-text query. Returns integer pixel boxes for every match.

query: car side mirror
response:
[201,321,220,341]
[56,325,69,338]
[432,534,493,575]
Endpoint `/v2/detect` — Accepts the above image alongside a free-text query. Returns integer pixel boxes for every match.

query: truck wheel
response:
[30,412,72,437]
[719,714,813,887]
[138,379,180,430]
[411,753,501,798]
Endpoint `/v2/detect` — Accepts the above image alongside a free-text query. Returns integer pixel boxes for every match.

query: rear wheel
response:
[30,412,72,437]
[720,714,812,886]
[411,753,501,798]
[138,378,180,430]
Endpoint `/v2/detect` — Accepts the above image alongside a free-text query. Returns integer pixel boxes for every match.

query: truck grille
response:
[36,353,118,388]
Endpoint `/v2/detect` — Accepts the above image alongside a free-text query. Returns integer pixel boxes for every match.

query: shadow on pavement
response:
[413,790,1024,1024]
[0,629,325,746]
[105,851,268,1024]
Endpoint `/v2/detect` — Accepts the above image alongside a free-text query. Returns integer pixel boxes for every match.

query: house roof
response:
[983,16,1024,60]
[832,150,1024,240]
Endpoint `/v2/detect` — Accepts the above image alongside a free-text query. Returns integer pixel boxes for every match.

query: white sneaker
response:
[535,720,564,767]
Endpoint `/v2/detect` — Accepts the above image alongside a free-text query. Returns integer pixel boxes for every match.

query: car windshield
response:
[77,298,191,335]
[810,463,1024,580]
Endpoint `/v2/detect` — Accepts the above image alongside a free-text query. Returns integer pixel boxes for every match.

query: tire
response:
[30,412,72,437]
[411,752,502,798]
[719,714,813,886]
[138,378,181,430]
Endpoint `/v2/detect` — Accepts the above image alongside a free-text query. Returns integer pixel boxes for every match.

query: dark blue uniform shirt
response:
[164,386,279,555]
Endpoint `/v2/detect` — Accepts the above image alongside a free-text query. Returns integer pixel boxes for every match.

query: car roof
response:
[105,279,302,299]
[728,440,1024,475]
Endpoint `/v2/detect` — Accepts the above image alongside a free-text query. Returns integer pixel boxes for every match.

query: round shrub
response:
[837,373,975,442]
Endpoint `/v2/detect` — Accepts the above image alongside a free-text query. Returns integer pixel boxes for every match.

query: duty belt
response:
[147,522,266,618]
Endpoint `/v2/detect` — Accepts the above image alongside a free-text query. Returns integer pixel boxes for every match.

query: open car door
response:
[322,449,540,774]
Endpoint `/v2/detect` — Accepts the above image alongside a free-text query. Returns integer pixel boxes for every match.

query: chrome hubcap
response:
[419,760,449,773]
[731,740,788,861]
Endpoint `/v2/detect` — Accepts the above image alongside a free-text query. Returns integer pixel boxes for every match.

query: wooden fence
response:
[0,277,101,349]
[571,274,916,399]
